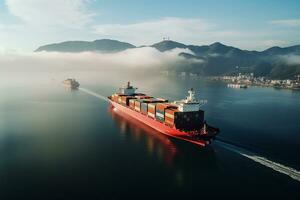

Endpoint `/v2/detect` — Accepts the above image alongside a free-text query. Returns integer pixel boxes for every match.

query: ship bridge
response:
[174,88,207,112]
[118,81,137,95]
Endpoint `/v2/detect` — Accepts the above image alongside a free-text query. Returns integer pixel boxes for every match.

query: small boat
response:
[63,78,80,89]
[227,83,247,88]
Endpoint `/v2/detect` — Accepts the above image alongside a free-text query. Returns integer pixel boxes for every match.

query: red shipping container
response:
[135,95,152,99]
[165,108,178,118]
[164,108,178,126]
[156,103,177,111]
[165,117,174,126]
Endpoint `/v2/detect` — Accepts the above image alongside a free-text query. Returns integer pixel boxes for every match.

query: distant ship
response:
[63,78,80,89]
[227,83,247,88]
[108,82,220,147]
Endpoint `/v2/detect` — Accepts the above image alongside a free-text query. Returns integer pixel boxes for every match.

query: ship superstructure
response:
[174,88,207,112]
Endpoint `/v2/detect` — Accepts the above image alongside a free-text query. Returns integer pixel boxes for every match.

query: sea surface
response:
[1,71,300,199]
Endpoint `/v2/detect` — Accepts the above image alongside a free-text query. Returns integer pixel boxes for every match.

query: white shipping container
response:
[148,112,155,118]
[156,112,164,118]
[135,106,140,111]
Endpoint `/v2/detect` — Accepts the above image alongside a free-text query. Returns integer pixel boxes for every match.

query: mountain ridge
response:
[35,39,136,53]
[35,39,300,78]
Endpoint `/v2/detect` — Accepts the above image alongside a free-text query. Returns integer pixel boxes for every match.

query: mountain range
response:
[35,39,300,79]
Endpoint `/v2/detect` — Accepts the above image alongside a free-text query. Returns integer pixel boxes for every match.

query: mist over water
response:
[1,52,300,198]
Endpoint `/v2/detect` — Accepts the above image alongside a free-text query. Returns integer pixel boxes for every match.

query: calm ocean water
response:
[1,71,300,199]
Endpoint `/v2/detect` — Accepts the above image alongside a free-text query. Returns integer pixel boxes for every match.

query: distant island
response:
[35,39,135,53]
[35,39,300,79]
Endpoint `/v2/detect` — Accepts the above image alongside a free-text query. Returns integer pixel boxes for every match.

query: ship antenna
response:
[187,88,195,102]
[127,81,130,88]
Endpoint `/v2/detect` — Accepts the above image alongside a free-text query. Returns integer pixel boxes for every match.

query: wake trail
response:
[216,140,300,182]
[79,87,108,102]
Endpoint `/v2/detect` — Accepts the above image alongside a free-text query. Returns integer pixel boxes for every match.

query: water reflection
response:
[108,105,222,189]
[63,85,79,92]
[108,106,178,165]
[108,105,217,164]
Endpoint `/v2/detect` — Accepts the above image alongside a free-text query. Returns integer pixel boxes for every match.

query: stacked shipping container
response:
[156,103,167,122]
[129,99,135,109]
[165,108,178,127]
[120,96,136,106]
[155,103,177,122]
[141,102,148,114]
[134,100,141,111]
[111,93,204,131]
[147,103,156,118]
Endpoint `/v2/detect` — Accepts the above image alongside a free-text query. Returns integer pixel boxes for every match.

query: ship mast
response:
[186,88,196,103]
[118,81,136,95]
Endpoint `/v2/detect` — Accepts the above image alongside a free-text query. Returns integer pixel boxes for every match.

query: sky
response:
[0,0,300,53]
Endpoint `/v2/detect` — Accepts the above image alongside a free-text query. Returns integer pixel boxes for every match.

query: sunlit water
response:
[1,71,300,199]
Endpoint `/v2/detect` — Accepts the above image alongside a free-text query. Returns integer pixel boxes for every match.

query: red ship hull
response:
[109,100,209,146]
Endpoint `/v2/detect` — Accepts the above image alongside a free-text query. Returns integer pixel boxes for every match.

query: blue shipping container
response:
[141,102,148,114]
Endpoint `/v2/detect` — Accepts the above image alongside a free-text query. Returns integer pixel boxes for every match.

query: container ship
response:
[108,82,220,146]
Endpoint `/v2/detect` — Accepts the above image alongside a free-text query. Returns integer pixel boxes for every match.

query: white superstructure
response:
[174,88,207,112]
[118,81,137,95]
[63,78,80,89]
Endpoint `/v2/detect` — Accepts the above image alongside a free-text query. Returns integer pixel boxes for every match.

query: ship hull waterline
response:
[109,100,214,147]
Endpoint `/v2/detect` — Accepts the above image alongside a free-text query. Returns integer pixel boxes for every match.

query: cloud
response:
[5,0,94,28]
[1,5,298,52]
[260,40,288,47]
[280,54,300,65]
[0,47,204,87]
[0,47,202,72]
[93,17,295,51]
[93,17,217,45]
[270,19,300,27]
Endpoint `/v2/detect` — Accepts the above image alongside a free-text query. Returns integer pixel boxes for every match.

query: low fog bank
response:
[279,54,300,65]
[0,47,203,88]
[0,47,201,72]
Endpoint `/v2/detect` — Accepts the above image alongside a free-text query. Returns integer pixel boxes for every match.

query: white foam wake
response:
[79,87,108,102]
[217,141,300,182]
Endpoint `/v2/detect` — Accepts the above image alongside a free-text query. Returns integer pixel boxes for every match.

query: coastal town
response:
[209,73,300,90]
[161,71,300,90]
